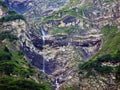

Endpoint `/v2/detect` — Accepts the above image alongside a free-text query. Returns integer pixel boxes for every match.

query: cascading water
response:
[41,27,45,44]
[40,27,60,90]
[41,27,46,73]
[55,78,60,90]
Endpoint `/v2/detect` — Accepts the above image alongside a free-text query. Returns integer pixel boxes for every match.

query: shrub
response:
[0,14,25,22]
[0,62,15,75]
[0,31,18,42]
[0,50,11,60]
[97,54,112,62]
[79,51,120,77]
[115,65,120,82]
[10,79,51,90]
[0,77,52,90]
[8,11,17,15]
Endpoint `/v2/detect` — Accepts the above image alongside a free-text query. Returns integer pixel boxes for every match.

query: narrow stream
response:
[55,77,60,90]
[40,27,60,90]
[40,27,46,73]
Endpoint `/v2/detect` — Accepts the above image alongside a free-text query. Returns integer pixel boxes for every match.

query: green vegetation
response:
[37,0,89,24]
[0,30,52,90]
[0,77,52,90]
[7,10,17,15]
[40,8,86,24]
[0,1,25,22]
[0,14,25,22]
[97,52,120,64]
[97,25,120,55]
[0,43,33,76]
[79,52,120,81]
[51,29,67,35]
[79,25,120,82]
[0,49,35,76]
[0,2,52,89]
[0,48,12,60]
[0,0,9,11]
[80,52,119,72]
[51,27,68,35]
[0,0,2,6]
[50,26,82,35]
[0,31,18,42]
[115,65,120,82]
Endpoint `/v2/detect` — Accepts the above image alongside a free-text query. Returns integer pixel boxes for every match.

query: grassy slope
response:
[0,31,52,90]
[35,0,89,24]
[79,25,120,83]
[35,0,90,35]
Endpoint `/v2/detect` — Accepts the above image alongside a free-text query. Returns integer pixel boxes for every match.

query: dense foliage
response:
[0,31,18,42]
[0,14,25,22]
[79,52,120,76]
[0,31,52,90]
[0,77,51,90]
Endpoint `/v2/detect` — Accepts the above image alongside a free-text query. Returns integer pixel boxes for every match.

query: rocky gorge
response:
[0,0,120,90]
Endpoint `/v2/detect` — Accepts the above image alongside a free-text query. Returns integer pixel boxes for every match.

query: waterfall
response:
[55,78,60,90]
[40,27,60,89]
[41,27,46,44]
[41,27,46,73]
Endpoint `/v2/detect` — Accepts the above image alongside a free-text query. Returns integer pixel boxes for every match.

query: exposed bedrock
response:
[0,15,102,88]
[20,28,102,85]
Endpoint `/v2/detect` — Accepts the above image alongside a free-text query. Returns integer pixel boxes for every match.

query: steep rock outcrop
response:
[2,0,120,89]
[0,5,52,90]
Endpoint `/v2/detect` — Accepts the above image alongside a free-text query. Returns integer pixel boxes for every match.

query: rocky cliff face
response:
[0,4,52,89]
[2,0,120,90]
[3,0,70,19]
[19,1,102,88]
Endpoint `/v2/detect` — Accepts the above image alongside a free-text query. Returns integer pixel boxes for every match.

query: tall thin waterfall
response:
[41,27,45,73]
[41,27,60,89]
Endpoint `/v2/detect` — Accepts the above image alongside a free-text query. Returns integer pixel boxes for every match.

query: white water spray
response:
[41,27,46,73]
[55,78,60,90]
[41,27,46,44]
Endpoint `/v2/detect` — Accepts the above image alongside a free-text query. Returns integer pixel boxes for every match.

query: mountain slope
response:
[0,0,120,90]
[77,25,120,90]
[0,2,52,90]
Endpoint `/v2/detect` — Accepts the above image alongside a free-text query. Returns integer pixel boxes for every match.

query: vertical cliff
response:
[0,2,52,90]
[0,0,120,90]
